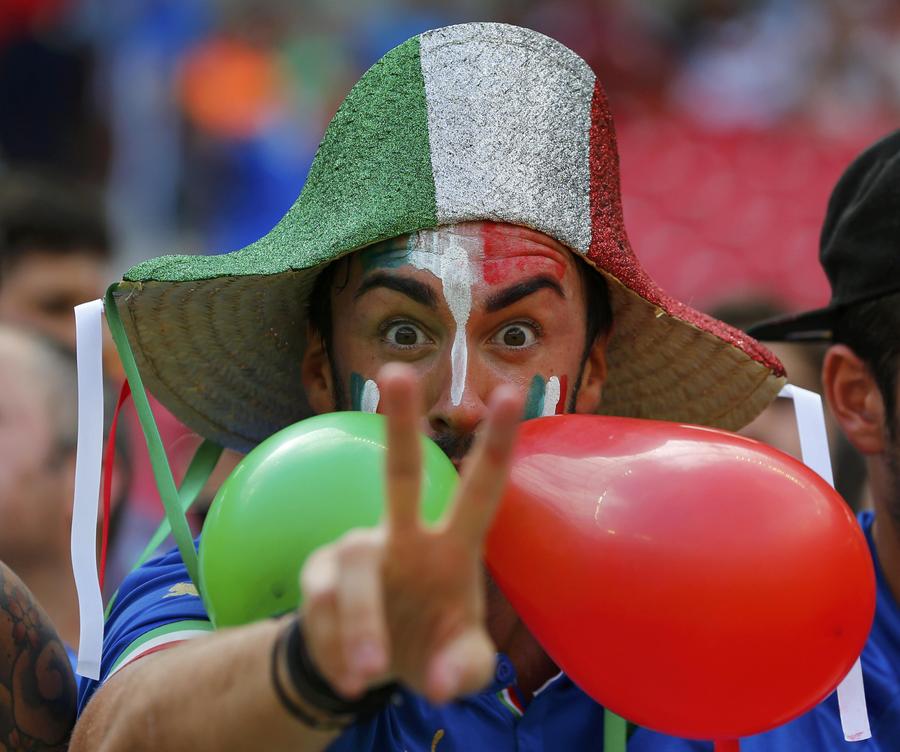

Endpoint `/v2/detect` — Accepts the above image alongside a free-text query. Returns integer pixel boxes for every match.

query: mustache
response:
[432,431,475,463]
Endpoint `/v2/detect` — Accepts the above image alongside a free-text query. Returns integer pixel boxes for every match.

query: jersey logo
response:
[163,582,200,598]
[430,729,445,751]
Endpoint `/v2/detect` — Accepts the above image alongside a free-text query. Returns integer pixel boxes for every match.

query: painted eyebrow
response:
[484,275,565,313]
[354,272,438,309]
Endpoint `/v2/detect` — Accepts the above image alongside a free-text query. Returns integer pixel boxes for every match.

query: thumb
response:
[424,628,496,704]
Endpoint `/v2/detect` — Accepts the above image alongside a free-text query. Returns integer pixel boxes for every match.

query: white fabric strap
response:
[778,384,871,742]
[72,299,105,679]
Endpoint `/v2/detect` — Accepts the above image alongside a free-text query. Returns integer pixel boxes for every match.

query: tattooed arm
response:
[0,561,76,751]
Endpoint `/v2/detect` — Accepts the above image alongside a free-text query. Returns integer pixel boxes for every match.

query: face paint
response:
[523,375,568,419]
[361,379,380,413]
[350,373,380,413]
[359,224,570,410]
[350,372,364,411]
[524,375,546,419]
[364,230,476,406]
[542,376,561,416]
[480,222,566,286]
[418,231,474,407]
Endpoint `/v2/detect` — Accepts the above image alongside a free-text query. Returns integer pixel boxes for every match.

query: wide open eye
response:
[492,322,538,349]
[383,321,430,348]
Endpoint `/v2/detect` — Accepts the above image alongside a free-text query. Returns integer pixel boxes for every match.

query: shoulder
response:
[77,543,213,715]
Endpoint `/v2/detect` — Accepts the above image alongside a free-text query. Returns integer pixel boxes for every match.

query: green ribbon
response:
[103,437,222,619]
[132,439,223,570]
[604,709,627,752]
[104,284,210,588]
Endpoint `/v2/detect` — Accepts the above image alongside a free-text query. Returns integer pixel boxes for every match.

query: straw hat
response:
[112,22,785,452]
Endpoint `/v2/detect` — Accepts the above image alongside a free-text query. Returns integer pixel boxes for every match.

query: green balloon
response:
[198,411,457,628]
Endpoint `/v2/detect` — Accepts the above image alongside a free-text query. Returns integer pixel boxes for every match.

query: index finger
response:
[379,363,423,533]
[443,385,521,546]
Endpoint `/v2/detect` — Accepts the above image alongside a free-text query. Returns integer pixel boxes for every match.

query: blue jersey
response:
[77,539,607,749]
[630,511,900,752]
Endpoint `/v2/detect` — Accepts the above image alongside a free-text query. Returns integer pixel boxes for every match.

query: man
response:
[0,326,83,750]
[71,23,784,751]
[631,131,900,750]
[0,173,111,352]
[0,326,84,654]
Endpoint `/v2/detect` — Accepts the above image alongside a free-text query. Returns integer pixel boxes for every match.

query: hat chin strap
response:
[779,385,871,743]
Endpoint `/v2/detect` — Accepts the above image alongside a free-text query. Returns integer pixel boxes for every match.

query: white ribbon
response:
[71,299,105,679]
[779,384,871,742]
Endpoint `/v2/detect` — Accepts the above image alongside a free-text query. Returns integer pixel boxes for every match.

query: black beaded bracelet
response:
[272,616,399,728]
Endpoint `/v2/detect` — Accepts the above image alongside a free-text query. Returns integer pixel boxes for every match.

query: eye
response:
[383,321,430,348]
[492,322,538,349]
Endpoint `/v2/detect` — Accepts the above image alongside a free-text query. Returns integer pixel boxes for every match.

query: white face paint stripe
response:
[406,230,475,406]
[361,379,380,414]
[420,23,595,255]
[542,376,561,416]
[441,232,473,406]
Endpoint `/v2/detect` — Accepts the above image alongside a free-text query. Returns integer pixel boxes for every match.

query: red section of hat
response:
[585,79,785,378]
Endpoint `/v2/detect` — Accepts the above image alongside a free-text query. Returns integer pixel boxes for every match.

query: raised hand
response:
[298,362,521,703]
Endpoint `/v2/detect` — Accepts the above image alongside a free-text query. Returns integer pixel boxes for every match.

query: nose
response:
[427,362,490,438]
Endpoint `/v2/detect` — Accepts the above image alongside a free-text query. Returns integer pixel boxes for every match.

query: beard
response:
[432,430,475,466]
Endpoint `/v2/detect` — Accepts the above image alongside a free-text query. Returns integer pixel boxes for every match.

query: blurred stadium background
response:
[3,0,897,309]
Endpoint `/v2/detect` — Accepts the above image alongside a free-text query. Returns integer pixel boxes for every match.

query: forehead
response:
[355,221,575,286]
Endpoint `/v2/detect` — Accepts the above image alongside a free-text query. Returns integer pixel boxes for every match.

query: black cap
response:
[748,129,900,342]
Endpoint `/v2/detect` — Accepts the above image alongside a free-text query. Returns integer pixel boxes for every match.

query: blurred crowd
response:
[0,0,890,627]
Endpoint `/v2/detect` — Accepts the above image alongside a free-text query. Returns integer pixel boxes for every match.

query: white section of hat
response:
[72,299,106,680]
[419,23,595,256]
[779,384,871,742]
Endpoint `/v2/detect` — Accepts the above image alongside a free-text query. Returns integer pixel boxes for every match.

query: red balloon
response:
[486,415,875,740]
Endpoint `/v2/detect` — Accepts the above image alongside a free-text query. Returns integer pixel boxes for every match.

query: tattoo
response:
[0,562,76,750]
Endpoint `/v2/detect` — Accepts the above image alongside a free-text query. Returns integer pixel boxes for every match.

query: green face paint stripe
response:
[524,375,546,419]
[360,239,415,273]
[350,372,365,411]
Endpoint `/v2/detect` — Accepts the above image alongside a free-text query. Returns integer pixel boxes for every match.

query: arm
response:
[0,560,76,751]
[71,364,520,751]
[71,620,339,752]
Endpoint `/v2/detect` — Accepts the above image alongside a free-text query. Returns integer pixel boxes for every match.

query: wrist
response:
[271,615,398,729]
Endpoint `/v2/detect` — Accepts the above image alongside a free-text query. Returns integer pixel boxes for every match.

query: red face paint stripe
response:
[555,374,568,414]
[480,222,566,285]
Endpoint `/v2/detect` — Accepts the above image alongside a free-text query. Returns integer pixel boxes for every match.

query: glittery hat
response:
[111,22,785,451]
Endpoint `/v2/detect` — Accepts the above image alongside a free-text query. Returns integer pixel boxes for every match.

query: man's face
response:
[304,222,607,467]
[0,356,69,565]
[0,249,107,349]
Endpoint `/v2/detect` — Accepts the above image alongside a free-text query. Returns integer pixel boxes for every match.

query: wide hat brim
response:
[114,23,785,451]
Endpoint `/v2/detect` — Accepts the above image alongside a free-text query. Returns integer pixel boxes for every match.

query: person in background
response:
[0,325,96,656]
[631,129,900,750]
[710,298,868,511]
[0,172,111,354]
[0,325,85,750]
